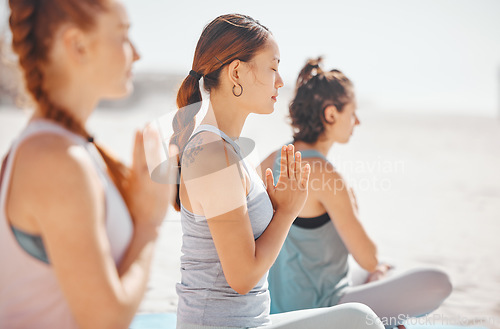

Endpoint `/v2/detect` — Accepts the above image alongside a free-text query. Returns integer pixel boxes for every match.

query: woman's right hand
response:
[125,129,177,230]
[265,144,310,219]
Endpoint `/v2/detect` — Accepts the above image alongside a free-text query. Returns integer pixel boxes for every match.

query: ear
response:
[324,105,338,124]
[61,26,90,64]
[226,59,241,86]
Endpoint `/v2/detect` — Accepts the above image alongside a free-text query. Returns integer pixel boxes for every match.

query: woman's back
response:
[267,149,350,313]
[0,120,133,328]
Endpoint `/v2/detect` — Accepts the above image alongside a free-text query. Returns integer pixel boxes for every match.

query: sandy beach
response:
[1,81,499,328]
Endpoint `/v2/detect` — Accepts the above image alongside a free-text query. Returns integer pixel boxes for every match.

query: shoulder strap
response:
[185,124,250,176]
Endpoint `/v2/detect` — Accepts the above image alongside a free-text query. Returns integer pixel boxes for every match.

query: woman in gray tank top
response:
[260,58,452,328]
[170,14,385,329]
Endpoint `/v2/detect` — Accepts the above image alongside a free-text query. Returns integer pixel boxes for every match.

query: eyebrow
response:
[272,57,280,64]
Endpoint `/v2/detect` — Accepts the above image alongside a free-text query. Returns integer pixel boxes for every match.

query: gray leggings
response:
[177,303,385,329]
[338,264,453,327]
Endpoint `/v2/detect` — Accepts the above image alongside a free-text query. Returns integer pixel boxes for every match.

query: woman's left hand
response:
[365,263,393,283]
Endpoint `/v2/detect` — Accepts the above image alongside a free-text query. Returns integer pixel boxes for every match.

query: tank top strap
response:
[188,124,251,176]
[0,120,87,209]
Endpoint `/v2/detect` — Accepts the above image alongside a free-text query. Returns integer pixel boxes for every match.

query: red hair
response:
[9,0,133,211]
[170,13,270,211]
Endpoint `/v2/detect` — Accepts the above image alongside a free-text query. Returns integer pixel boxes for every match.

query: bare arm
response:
[15,131,172,329]
[316,165,378,272]
[183,138,310,294]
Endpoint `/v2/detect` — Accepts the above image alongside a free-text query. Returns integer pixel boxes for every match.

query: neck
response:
[201,90,249,139]
[293,136,335,157]
[30,78,98,128]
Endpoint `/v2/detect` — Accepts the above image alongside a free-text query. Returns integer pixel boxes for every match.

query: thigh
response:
[265,303,384,329]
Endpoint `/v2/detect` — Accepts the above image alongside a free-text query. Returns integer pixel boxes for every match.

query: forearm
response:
[112,225,159,326]
[254,210,295,272]
[230,210,295,294]
[354,237,378,272]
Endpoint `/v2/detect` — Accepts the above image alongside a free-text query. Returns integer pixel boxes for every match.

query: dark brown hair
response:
[9,0,133,211]
[290,57,354,144]
[170,13,270,211]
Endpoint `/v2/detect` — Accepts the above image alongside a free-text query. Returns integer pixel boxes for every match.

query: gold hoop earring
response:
[232,84,243,97]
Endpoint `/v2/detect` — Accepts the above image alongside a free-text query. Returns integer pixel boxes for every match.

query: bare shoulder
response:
[181,131,243,180]
[12,133,103,218]
[16,133,96,177]
[308,158,348,194]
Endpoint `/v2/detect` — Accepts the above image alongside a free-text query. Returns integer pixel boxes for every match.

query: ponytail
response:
[170,74,203,211]
[169,14,270,211]
[290,57,354,144]
[295,57,324,91]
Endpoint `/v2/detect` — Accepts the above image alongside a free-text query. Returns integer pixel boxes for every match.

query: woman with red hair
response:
[0,1,172,328]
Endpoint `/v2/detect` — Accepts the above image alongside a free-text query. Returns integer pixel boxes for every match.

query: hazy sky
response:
[1,0,500,116]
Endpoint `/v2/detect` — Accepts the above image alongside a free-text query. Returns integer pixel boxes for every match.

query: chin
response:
[253,105,274,115]
[107,84,134,99]
[338,136,351,144]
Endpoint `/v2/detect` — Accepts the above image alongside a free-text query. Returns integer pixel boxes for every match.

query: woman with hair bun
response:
[172,14,384,329]
[0,1,172,328]
[261,57,453,328]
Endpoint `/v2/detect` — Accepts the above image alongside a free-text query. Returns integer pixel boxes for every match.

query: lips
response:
[271,95,278,101]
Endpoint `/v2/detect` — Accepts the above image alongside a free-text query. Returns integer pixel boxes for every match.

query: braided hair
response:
[9,0,132,210]
[290,57,354,144]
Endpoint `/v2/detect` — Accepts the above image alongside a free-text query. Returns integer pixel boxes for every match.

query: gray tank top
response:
[268,148,350,313]
[176,125,274,328]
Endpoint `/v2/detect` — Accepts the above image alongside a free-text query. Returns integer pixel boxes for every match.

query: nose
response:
[355,113,360,126]
[131,41,141,62]
[276,71,284,89]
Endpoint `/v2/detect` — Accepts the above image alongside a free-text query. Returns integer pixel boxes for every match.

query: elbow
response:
[226,273,257,295]
[234,287,252,296]
[228,280,253,295]
[78,299,134,329]
[80,318,131,329]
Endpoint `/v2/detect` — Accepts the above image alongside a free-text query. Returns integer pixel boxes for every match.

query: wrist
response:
[274,208,298,222]
[133,222,160,241]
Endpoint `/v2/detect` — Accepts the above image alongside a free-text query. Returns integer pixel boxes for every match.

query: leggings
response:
[338,262,453,327]
[177,303,385,329]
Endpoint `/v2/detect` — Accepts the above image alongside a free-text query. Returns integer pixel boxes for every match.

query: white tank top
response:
[0,119,133,328]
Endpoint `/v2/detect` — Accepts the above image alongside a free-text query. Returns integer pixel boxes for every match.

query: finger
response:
[300,163,310,189]
[279,145,288,181]
[265,168,275,195]
[295,151,302,182]
[287,144,294,179]
[142,124,164,174]
[132,130,147,174]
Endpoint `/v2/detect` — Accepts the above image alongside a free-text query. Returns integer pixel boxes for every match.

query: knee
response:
[424,268,453,301]
[340,302,384,329]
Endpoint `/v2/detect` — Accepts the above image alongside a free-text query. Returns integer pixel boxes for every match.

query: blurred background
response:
[1,0,499,328]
